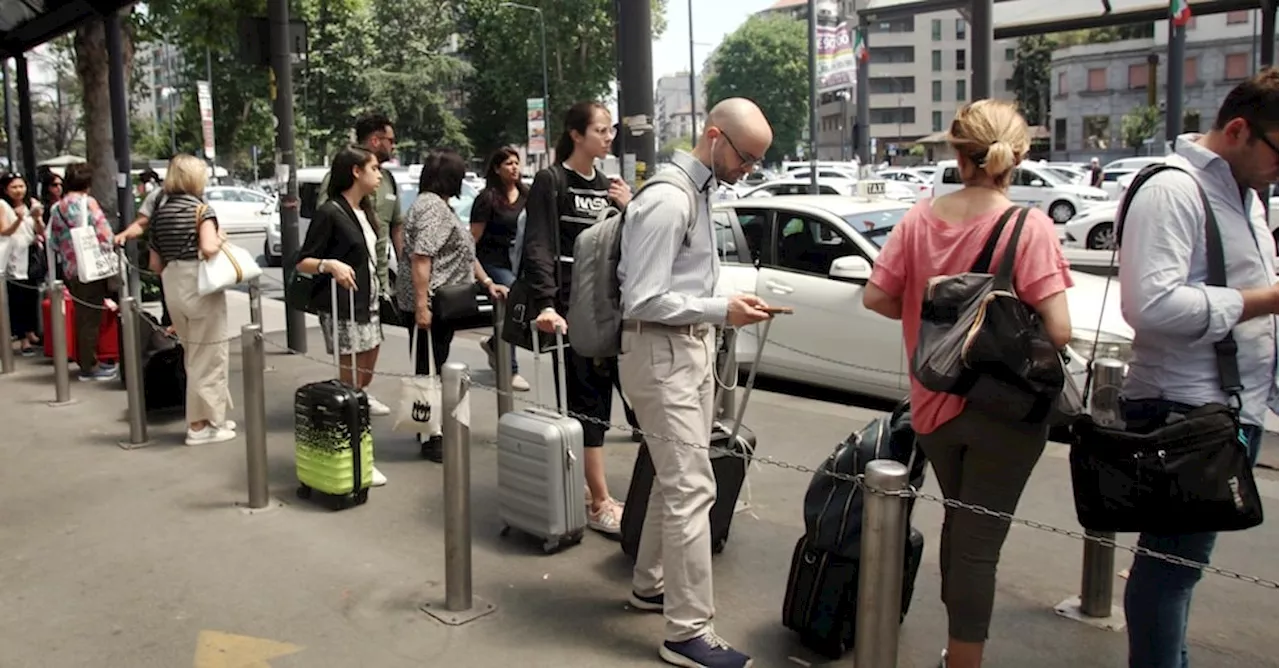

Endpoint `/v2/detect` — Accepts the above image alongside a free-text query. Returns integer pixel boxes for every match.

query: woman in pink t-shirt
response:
[864,100,1074,668]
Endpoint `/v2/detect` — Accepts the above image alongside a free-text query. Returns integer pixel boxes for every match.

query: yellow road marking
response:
[193,630,302,668]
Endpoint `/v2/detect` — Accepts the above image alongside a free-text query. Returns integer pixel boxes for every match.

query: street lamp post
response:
[161,86,177,155]
[688,0,698,147]
[501,2,550,167]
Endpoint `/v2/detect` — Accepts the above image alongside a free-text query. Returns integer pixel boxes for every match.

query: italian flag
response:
[1170,0,1192,27]
[854,28,869,63]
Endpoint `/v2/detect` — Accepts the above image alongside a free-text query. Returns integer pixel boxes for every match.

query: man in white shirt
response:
[617,98,774,668]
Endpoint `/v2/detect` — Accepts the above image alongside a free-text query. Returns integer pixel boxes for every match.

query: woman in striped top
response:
[116,154,235,446]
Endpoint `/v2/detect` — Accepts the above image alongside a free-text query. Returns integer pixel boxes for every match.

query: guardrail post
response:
[422,361,496,625]
[0,271,14,375]
[47,279,74,407]
[117,297,150,448]
[248,277,263,328]
[241,324,270,509]
[492,300,514,416]
[1054,358,1126,630]
[716,326,738,420]
[855,459,910,668]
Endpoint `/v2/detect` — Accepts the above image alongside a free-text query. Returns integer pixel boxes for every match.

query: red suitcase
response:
[42,288,120,365]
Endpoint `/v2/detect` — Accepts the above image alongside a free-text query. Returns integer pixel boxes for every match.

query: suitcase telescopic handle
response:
[329,279,358,378]
[725,318,773,454]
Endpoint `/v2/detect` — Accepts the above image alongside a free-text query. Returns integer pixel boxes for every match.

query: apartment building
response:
[134,42,184,127]
[654,72,705,146]
[1050,10,1264,162]
[815,11,1017,161]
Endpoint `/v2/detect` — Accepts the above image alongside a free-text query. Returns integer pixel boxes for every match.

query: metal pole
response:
[3,60,14,170]
[855,22,870,165]
[716,327,738,420]
[271,0,307,354]
[854,459,910,668]
[619,0,656,179]
[119,297,148,445]
[1260,1,1277,67]
[0,272,13,374]
[48,280,72,405]
[1166,22,1186,142]
[106,10,139,301]
[970,0,993,99]
[493,300,514,416]
[442,361,473,611]
[248,278,263,327]
[538,9,549,142]
[15,54,36,183]
[688,0,698,147]
[242,324,269,509]
[807,0,819,192]
[1081,358,1124,616]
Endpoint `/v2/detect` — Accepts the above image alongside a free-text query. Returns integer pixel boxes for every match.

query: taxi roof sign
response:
[857,180,887,198]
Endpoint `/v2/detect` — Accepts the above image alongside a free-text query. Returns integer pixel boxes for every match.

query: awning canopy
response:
[858,0,1267,39]
[0,0,135,59]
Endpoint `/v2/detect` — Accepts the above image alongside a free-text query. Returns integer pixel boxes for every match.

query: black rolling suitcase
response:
[619,320,773,561]
[294,282,374,510]
[620,419,756,560]
[781,527,924,659]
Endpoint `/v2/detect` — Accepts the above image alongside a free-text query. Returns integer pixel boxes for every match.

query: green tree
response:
[457,0,667,157]
[1121,104,1162,152]
[657,135,692,162]
[74,10,134,224]
[1011,35,1052,127]
[704,14,808,164]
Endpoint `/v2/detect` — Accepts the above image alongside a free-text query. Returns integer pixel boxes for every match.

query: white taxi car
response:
[932,160,1109,223]
[713,189,1132,400]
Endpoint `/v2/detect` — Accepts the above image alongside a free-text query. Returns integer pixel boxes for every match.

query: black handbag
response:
[1067,164,1265,535]
[911,206,1065,424]
[285,270,319,314]
[433,281,480,321]
[502,166,564,352]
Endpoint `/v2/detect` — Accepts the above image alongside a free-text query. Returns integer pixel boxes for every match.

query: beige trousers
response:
[161,259,232,426]
[618,324,717,643]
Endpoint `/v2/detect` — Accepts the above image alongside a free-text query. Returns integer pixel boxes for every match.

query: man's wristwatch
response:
[318,259,327,274]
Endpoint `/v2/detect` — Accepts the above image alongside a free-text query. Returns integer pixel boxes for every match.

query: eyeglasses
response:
[718,129,762,168]
[374,133,397,145]
[1253,128,1278,156]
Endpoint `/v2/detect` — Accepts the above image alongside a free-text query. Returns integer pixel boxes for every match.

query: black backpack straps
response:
[1114,163,1187,248]
[1197,182,1245,402]
[994,207,1031,290]
[971,205,1021,273]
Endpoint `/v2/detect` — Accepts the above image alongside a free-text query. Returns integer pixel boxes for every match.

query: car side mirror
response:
[1030,179,1046,187]
[829,255,873,284]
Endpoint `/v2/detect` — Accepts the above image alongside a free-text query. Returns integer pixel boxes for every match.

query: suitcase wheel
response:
[541,539,560,554]
[296,485,313,499]
[712,537,727,554]
[499,525,511,538]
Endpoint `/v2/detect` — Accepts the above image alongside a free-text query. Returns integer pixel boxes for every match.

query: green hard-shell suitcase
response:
[294,280,374,510]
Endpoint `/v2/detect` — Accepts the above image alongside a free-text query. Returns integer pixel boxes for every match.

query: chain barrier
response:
[6,268,1275,589]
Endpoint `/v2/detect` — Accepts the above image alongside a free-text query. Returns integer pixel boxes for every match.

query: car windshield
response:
[842,208,908,249]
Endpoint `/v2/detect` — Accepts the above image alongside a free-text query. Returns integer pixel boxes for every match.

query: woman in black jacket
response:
[522,100,633,535]
[296,145,391,486]
[471,146,530,392]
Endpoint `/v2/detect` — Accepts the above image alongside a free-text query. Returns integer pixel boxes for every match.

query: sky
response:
[651,0,781,82]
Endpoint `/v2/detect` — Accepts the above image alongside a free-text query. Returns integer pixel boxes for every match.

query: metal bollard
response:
[248,278,263,328]
[48,280,73,406]
[1055,359,1127,628]
[854,459,910,668]
[716,327,738,420]
[118,297,149,448]
[422,361,496,625]
[241,324,269,509]
[493,300,514,416]
[0,273,14,375]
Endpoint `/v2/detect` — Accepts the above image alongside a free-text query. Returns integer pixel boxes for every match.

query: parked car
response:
[1061,202,1120,250]
[205,186,276,234]
[931,160,1110,223]
[876,168,933,198]
[712,195,1132,399]
[741,177,916,203]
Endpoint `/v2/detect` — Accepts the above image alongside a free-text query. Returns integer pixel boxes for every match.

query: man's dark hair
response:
[419,148,467,199]
[354,112,393,144]
[63,162,94,192]
[1214,67,1278,133]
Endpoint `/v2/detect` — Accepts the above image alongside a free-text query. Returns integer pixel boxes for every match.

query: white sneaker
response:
[511,374,531,392]
[186,425,237,446]
[366,395,392,416]
[371,466,388,487]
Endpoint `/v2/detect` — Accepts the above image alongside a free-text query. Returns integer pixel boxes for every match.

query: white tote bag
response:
[70,198,118,283]
[198,242,263,296]
[393,326,443,436]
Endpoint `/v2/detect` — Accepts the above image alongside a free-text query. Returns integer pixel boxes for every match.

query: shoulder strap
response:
[1114,163,1186,247]
[970,205,1020,273]
[636,170,703,246]
[994,207,1030,289]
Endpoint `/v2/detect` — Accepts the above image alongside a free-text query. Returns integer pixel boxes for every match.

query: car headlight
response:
[1068,330,1133,365]
[1082,193,1108,201]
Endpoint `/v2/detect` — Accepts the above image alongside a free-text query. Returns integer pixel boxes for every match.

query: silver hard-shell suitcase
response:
[497,328,587,553]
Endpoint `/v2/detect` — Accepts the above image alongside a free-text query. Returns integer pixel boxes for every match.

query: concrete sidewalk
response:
[0,298,1276,667]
